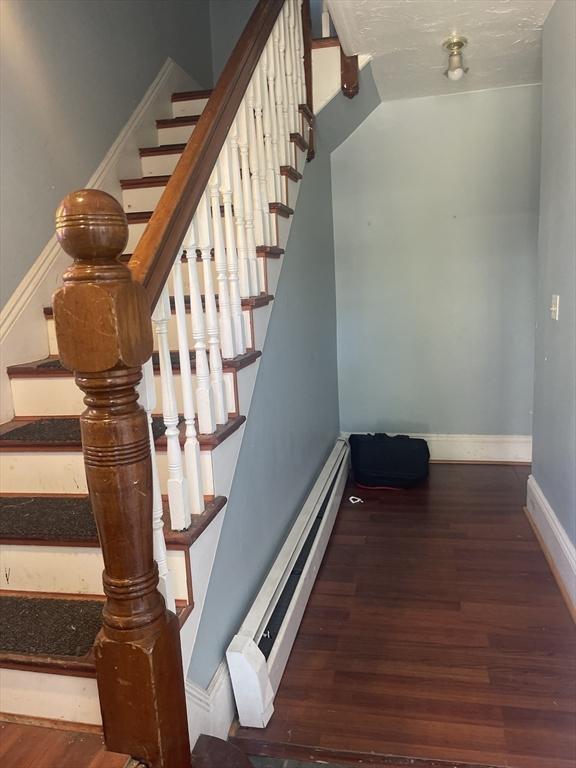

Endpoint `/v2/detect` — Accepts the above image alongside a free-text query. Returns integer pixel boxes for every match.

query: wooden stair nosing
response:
[155,115,201,129]
[43,293,273,320]
[0,494,227,551]
[290,132,309,152]
[139,143,187,158]
[298,103,315,127]
[0,415,246,453]
[0,594,193,679]
[122,166,300,188]
[171,89,213,103]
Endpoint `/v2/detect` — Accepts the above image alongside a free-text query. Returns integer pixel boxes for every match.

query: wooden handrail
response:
[129,0,284,309]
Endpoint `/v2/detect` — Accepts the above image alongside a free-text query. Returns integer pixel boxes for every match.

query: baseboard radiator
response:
[226,438,350,727]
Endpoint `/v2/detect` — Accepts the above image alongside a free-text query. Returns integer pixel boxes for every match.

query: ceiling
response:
[327,0,555,100]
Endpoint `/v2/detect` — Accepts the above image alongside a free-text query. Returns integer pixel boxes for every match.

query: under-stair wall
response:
[181,65,381,743]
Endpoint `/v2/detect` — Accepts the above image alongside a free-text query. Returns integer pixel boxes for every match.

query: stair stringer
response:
[178,154,307,676]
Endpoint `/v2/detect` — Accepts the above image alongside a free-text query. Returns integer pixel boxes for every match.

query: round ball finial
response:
[55,189,128,261]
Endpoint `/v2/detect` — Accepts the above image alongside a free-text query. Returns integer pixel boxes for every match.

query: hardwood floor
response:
[231,464,576,768]
[0,719,137,767]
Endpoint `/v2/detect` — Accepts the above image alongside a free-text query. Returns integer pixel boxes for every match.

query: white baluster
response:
[250,75,272,247]
[183,218,217,435]
[294,0,306,105]
[171,255,204,517]
[273,16,289,169]
[285,0,298,134]
[219,140,246,354]
[266,38,283,203]
[237,99,261,296]
[152,286,190,531]
[208,166,236,361]
[321,0,331,38]
[197,191,228,425]
[278,12,292,169]
[137,359,175,611]
[259,55,278,204]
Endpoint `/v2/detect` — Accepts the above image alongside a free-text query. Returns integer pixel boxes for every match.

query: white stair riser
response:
[46,309,253,356]
[172,97,209,118]
[13,367,238,418]
[0,668,101,725]
[141,151,181,177]
[128,212,293,255]
[123,184,165,213]
[125,176,300,213]
[0,448,216,496]
[0,545,189,601]
[157,123,196,144]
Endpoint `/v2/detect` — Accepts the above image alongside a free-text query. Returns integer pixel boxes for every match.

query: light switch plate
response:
[550,294,560,321]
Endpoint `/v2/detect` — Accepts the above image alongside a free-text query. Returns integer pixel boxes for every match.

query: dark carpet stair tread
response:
[0,595,102,658]
[10,349,262,376]
[0,416,166,445]
[0,496,96,541]
[0,494,227,545]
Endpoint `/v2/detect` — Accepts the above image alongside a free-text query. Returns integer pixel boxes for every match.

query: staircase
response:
[0,0,317,765]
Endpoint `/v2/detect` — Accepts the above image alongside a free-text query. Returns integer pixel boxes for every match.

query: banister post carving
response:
[52,189,191,768]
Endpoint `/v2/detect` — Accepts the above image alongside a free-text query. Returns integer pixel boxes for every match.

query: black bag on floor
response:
[349,433,430,489]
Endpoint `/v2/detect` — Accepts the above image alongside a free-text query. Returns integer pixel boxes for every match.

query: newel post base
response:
[96,610,189,765]
[52,189,191,768]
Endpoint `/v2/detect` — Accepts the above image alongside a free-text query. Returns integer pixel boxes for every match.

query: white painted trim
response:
[226,439,350,728]
[0,57,197,423]
[526,475,576,616]
[341,432,532,463]
[185,661,236,747]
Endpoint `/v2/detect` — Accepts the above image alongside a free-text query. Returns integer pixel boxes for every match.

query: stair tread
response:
[43,296,273,319]
[8,349,263,378]
[126,203,292,224]
[0,415,245,452]
[0,494,227,547]
[171,89,212,102]
[124,166,300,185]
[156,114,201,128]
[0,593,102,665]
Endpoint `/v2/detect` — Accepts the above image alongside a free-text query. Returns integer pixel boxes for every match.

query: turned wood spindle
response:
[52,189,191,768]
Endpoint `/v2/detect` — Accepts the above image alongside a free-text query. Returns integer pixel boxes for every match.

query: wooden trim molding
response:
[341,47,360,99]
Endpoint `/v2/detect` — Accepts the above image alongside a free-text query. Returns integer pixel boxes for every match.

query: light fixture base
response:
[442,36,468,53]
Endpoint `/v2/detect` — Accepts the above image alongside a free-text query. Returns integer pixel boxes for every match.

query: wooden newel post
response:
[52,190,191,768]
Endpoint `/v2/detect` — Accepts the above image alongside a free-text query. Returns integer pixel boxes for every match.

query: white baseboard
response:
[341,432,532,463]
[526,475,576,619]
[0,57,198,424]
[185,661,236,748]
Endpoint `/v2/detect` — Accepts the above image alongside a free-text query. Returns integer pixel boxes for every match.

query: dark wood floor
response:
[231,464,576,768]
[0,719,135,768]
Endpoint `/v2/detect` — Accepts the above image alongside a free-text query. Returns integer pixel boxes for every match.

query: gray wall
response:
[532,0,576,545]
[189,131,340,688]
[0,0,212,308]
[209,0,257,82]
[332,85,541,436]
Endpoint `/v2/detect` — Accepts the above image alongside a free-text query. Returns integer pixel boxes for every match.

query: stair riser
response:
[10,369,236,418]
[157,123,196,144]
[0,448,217,496]
[172,97,209,118]
[123,176,300,214]
[46,309,254,356]
[128,213,290,255]
[0,668,101,725]
[141,151,181,177]
[0,545,190,602]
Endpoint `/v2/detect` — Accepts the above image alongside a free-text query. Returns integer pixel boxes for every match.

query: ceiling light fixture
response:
[443,36,469,81]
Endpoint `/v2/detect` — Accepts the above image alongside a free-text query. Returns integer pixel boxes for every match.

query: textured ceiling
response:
[327,0,555,100]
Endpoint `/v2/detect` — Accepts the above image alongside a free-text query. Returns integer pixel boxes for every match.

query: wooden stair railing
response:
[51,1,314,766]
